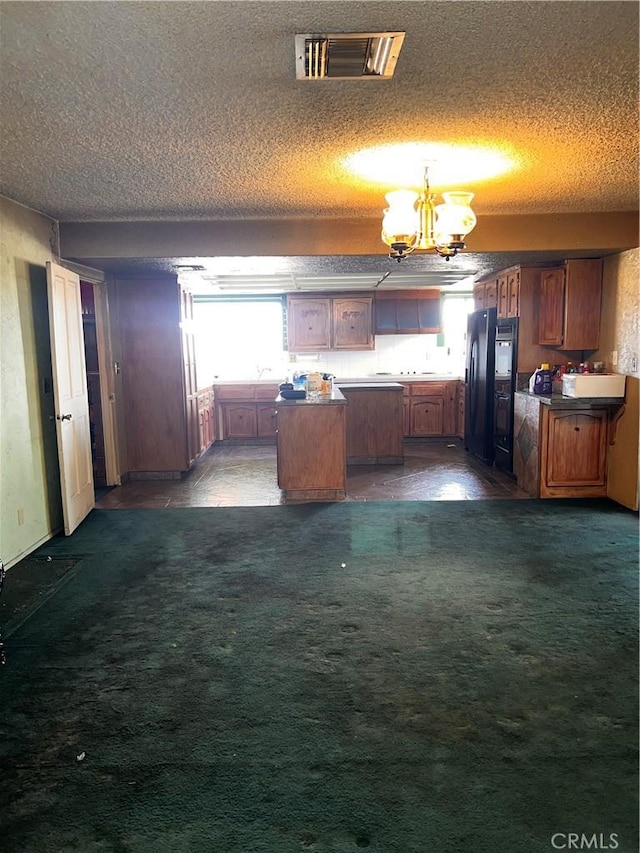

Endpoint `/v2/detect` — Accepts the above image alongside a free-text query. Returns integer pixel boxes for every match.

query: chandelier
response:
[381,165,477,262]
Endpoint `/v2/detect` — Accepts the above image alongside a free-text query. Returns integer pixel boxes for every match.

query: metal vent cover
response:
[295,32,405,80]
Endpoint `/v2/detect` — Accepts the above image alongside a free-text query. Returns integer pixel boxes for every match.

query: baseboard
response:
[4,526,64,570]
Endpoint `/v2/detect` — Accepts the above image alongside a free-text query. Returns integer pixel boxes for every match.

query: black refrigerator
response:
[464,307,497,464]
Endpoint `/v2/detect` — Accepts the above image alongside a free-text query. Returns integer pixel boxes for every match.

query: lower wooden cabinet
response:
[215,383,279,441]
[410,397,444,435]
[539,407,608,497]
[402,380,461,437]
[256,403,277,437]
[457,387,465,439]
[223,403,257,438]
[514,393,612,499]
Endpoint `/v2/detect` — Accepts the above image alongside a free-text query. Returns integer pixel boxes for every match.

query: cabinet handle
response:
[574,427,580,432]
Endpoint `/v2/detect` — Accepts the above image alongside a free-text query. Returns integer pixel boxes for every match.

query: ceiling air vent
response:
[295,32,405,80]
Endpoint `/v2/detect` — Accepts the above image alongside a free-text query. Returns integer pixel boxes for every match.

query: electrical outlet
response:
[17,508,24,526]
[632,356,638,373]
[611,350,618,366]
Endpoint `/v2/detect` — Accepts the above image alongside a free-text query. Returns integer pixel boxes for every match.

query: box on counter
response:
[562,373,626,398]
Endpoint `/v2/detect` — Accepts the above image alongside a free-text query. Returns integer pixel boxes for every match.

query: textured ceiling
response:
[0,1,638,289]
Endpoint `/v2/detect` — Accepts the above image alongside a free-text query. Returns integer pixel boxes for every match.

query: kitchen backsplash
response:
[203,334,464,384]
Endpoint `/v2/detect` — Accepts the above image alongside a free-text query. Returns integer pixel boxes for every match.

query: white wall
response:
[0,197,62,567]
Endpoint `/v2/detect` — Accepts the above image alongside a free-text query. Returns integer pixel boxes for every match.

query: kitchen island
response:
[337,382,404,464]
[275,386,347,502]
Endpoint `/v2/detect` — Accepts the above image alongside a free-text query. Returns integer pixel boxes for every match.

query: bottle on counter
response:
[529,363,553,395]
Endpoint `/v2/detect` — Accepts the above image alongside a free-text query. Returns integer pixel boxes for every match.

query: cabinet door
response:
[410,398,444,436]
[403,397,411,436]
[538,268,566,346]
[442,382,458,435]
[395,299,420,333]
[223,403,257,438]
[473,282,486,310]
[287,297,331,351]
[256,403,277,437]
[374,299,398,334]
[497,276,509,318]
[417,297,441,332]
[332,297,374,349]
[543,409,607,488]
[507,271,520,317]
[484,279,498,309]
[457,394,465,439]
[562,259,602,350]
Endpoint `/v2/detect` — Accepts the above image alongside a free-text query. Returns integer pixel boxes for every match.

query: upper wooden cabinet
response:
[374,290,442,335]
[473,278,498,312]
[497,270,520,318]
[333,297,374,349]
[287,296,332,350]
[287,294,373,351]
[536,259,602,350]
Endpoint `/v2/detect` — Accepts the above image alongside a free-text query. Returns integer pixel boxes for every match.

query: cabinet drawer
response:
[216,384,255,400]
[254,384,279,401]
[410,382,447,397]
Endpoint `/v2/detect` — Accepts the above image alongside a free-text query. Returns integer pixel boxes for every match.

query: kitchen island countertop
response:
[276,387,346,405]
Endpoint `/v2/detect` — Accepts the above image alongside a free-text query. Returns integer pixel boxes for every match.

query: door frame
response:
[61,260,121,485]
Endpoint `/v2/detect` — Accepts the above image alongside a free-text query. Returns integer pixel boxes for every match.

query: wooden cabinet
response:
[536,259,602,350]
[215,383,279,441]
[515,393,612,499]
[113,276,200,477]
[287,297,331,350]
[474,277,498,311]
[539,406,608,497]
[457,384,465,439]
[332,297,374,349]
[256,402,277,437]
[402,380,460,437]
[224,403,257,438]
[374,290,441,335]
[537,267,566,346]
[340,385,404,463]
[287,294,373,352]
[410,397,444,435]
[198,387,215,454]
[276,398,347,502]
[497,270,520,318]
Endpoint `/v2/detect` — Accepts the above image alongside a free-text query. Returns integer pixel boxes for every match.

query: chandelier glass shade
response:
[381,167,477,262]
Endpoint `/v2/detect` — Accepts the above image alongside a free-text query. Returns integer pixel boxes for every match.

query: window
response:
[193,298,286,380]
[441,293,475,373]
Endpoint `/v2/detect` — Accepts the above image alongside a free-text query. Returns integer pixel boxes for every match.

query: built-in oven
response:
[493,319,518,472]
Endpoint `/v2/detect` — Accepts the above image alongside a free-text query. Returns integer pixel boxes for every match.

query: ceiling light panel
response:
[295,32,405,80]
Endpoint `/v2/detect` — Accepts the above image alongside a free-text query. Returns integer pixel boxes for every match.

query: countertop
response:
[275,387,346,406]
[515,390,625,407]
[337,382,404,391]
[207,375,461,388]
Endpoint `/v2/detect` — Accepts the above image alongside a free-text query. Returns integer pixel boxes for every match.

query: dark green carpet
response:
[1,500,638,853]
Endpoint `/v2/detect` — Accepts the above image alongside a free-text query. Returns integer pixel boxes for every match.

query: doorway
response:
[80,283,107,487]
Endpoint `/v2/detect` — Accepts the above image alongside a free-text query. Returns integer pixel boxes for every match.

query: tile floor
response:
[96,439,530,508]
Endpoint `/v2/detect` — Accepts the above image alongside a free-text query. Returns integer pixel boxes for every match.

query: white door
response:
[46,261,95,534]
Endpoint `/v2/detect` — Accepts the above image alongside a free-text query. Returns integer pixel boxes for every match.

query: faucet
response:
[256,366,272,380]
